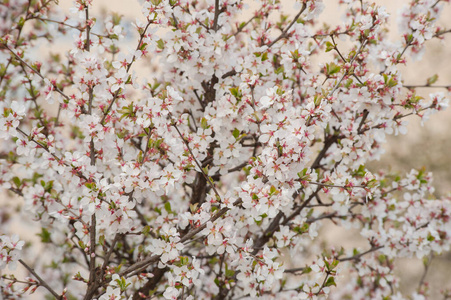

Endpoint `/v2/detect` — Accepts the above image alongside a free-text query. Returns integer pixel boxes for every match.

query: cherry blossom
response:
[0,0,451,299]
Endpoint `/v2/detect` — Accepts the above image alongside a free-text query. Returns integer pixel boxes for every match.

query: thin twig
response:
[171,120,222,200]
[338,246,383,262]
[120,199,242,278]
[284,266,306,274]
[3,44,70,101]
[328,40,368,97]
[100,234,121,281]
[83,5,99,300]
[403,84,451,89]
[418,254,433,291]
[233,11,261,37]
[19,259,61,299]
[100,20,153,125]
[266,3,307,48]
[212,0,221,32]
[307,181,367,191]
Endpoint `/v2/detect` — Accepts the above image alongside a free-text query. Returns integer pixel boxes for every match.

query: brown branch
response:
[418,254,433,292]
[251,213,284,255]
[310,132,341,169]
[338,246,383,262]
[34,17,107,38]
[3,44,70,101]
[99,234,121,286]
[171,120,222,201]
[83,6,99,300]
[307,181,367,191]
[284,266,306,274]
[180,198,242,244]
[434,28,451,38]
[19,259,61,299]
[120,199,242,278]
[193,89,206,110]
[232,11,260,37]
[16,127,89,183]
[331,35,347,63]
[100,20,153,125]
[266,3,307,48]
[251,186,321,255]
[132,267,168,300]
[328,39,368,96]
[221,69,237,79]
[403,84,451,89]
[357,109,369,134]
[211,161,249,179]
[306,212,339,223]
[83,214,97,300]
[212,0,221,32]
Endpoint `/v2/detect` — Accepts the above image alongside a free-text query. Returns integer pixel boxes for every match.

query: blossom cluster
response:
[0,0,451,299]
[0,235,24,271]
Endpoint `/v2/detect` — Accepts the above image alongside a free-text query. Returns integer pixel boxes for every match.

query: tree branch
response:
[19,259,61,299]
[266,3,307,48]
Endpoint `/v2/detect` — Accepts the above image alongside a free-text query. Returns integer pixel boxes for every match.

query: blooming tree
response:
[1,0,451,299]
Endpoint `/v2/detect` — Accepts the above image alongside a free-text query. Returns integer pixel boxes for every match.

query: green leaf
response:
[326,63,341,76]
[427,74,438,85]
[330,259,339,269]
[294,223,309,234]
[352,165,366,177]
[214,277,221,287]
[99,235,105,246]
[12,176,21,188]
[229,86,242,102]
[201,117,208,129]
[142,226,151,235]
[164,202,172,214]
[175,256,186,265]
[115,276,131,291]
[232,128,240,139]
[344,78,354,88]
[17,17,25,29]
[38,228,51,243]
[225,266,235,277]
[325,276,337,287]
[189,203,198,213]
[109,201,117,209]
[119,102,135,120]
[290,49,300,60]
[297,168,308,178]
[156,39,165,50]
[0,63,6,77]
[254,218,263,226]
[275,66,284,75]
[269,185,277,195]
[325,41,335,52]
[383,73,398,87]
[387,77,398,87]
